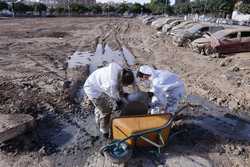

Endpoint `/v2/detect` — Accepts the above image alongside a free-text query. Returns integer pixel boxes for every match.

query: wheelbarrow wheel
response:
[103,147,133,164]
[100,141,133,164]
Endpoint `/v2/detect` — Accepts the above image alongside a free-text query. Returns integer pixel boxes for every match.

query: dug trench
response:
[0,17,250,167]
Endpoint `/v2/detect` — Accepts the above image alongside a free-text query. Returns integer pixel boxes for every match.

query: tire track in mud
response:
[75,21,119,53]
[107,21,147,64]
[23,54,65,80]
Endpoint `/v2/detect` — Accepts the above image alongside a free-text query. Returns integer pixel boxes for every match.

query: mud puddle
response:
[0,109,104,166]
[37,111,103,166]
[184,95,250,142]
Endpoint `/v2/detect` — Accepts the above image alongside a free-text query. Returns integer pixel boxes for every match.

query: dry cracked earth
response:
[0,17,250,167]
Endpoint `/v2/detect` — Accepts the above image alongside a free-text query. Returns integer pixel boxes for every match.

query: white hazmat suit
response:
[84,63,123,134]
[84,63,122,101]
[138,65,185,114]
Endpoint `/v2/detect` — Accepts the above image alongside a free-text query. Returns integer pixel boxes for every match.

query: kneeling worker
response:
[137,65,185,114]
[84,63,134,135]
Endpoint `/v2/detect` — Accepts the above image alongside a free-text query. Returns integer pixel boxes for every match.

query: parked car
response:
[143,16,160,25]
[123,13,135,18]
[169,21,196,36]
[140,15,149,20]
[151,17,178,30]
[232,10,250,23]
[191,28,250,55]
[162,19,184,33]
[143,16,154,24]
[0,10,13,17]
[171,21,195,31]
[172,24,224,47]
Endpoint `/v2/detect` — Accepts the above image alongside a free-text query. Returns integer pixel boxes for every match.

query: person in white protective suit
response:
[136,65,185,114]
[84,63,135,135]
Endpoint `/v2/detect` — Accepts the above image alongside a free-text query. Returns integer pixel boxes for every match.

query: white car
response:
[151,17,178,31]
[162,19,184,33]
[0,10,13,17]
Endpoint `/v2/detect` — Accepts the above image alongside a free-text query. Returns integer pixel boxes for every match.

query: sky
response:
[96,0,175,5]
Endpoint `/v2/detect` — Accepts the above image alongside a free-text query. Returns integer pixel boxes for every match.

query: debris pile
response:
[64,44,136,104]
[0,77,66,115]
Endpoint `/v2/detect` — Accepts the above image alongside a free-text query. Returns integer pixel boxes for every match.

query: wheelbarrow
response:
[100,102,189,164]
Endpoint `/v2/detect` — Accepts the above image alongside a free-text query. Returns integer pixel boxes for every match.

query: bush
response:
[70,3,82,14]
[89,4,102,14]
[129,3,143,14]
[0,1,8,11]
[142,3,152,14]
[116,3,129,14]
[239,3,250,14]
[174,3,191,15]
[33,3,47,15]
[102,4,116,14]
[55,6,66,15]
[149,2,172,15]
[49,7,56,15]
[172,0,234,16]
[13,2,33,14]
[70,3,91,14]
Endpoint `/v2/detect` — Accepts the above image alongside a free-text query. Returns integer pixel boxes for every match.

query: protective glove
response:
[121,92,129,99]
[147,92,154,98]
[116,100,123,107]
[150,107,160,114]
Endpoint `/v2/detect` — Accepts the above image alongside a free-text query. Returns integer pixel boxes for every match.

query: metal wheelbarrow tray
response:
[111,113,172,148]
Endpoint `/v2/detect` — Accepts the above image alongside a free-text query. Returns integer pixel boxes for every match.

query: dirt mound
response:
[0,79,68,116]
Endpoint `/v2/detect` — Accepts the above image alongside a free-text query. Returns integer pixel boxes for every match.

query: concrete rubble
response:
[0,114,35,143]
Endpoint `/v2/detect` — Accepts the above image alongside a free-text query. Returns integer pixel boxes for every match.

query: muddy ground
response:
[0,17,250,167]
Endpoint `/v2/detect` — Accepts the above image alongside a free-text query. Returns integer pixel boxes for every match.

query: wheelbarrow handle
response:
[172,103,192,119]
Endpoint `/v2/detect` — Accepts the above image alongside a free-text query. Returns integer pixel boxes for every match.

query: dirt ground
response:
[0,17,250,167]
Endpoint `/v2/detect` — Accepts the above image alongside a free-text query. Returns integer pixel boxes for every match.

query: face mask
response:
[138,80,151,92]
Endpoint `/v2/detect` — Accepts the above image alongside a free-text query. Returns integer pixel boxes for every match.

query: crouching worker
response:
[84,63,134,135]
[137,65,185,114]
